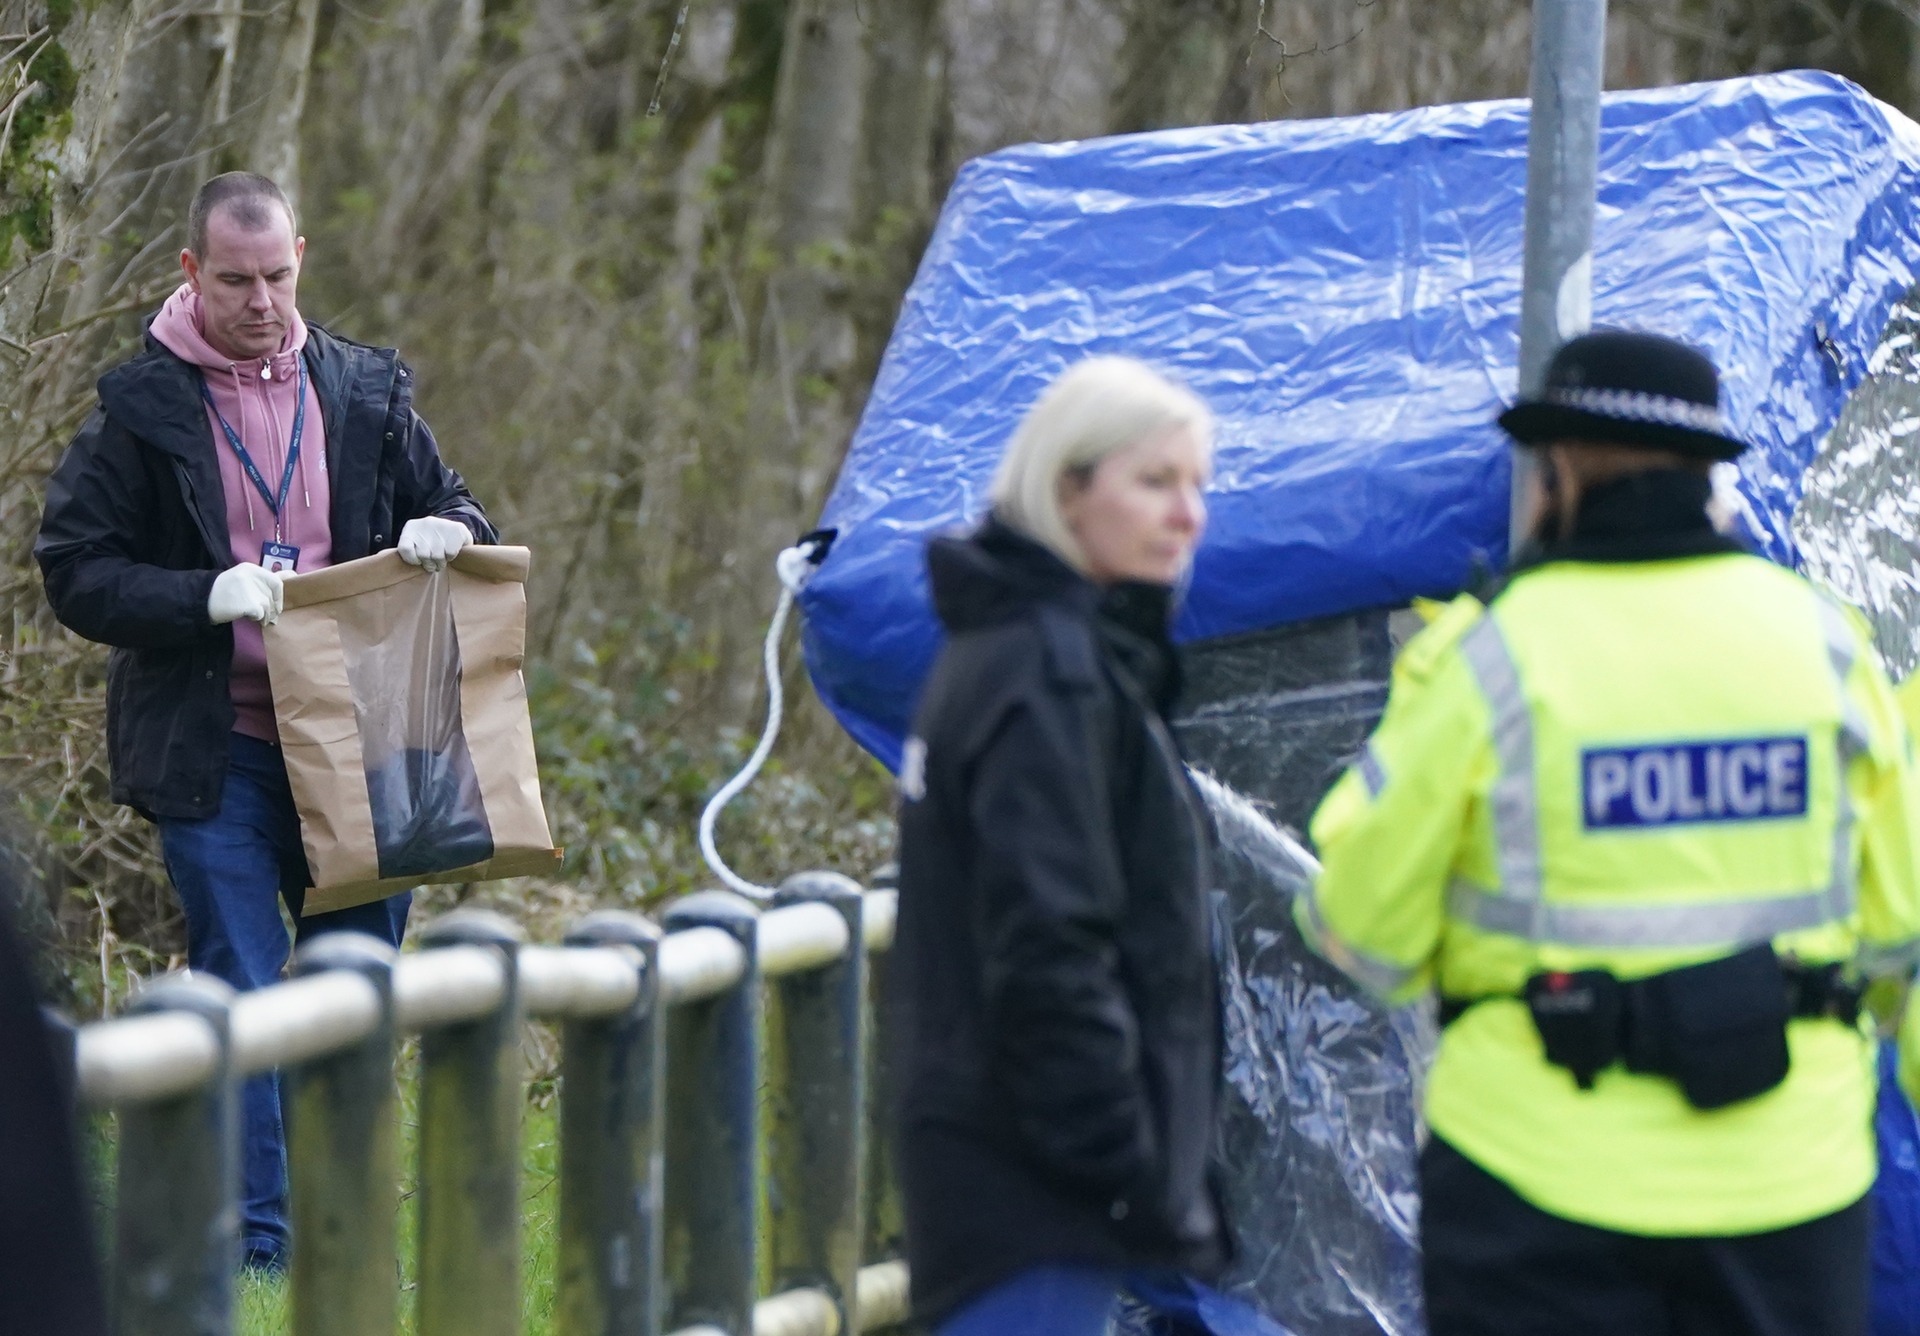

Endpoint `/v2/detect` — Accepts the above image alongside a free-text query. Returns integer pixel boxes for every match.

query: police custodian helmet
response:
[1499,329,1750,461]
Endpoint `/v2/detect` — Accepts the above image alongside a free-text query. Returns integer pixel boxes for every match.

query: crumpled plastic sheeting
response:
[1106,767,1430,1336]
[1175,614,1394,831]
[1793,283,1920,1336]
[1108,614,1428,1336]
[804,72,1920,770]
[337,570,495,880]
[1198,773,1431,1336]
[1794,282,1920,678]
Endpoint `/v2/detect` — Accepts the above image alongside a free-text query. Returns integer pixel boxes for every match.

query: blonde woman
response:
[891,357,1227,1335]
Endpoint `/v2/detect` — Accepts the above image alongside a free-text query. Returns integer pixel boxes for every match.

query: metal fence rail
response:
[72,874,909,1336]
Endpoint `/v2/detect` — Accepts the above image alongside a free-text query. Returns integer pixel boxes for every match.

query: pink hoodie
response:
[152,284,334,742]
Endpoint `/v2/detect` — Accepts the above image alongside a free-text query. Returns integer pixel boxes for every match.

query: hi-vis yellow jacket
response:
[1894,673,1920,1113]
[1300,551,1920,1237]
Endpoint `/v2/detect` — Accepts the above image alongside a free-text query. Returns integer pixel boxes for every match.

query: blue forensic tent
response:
[1875,1045,1920,1336]
[801,70,1920,769]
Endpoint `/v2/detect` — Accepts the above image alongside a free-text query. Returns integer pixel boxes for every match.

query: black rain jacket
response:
[34,321,495,820]
[0,886,105,1336]
[892,517,1227,1324]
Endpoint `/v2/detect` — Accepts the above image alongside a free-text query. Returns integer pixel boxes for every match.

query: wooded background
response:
[1,0,1915,1004]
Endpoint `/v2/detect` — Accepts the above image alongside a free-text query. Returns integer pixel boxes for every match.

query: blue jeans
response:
[938,1265,1127,1336]
[938,1266,1271,1336]
[157,733,410,1270]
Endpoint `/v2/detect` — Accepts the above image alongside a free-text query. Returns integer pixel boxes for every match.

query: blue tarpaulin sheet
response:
[802,70,1920,770]
[1876,1044,1920,1336]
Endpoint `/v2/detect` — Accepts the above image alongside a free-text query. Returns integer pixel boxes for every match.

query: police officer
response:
[1299,330,1920,1336]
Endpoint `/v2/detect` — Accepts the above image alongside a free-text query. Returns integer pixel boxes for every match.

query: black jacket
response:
[0,890,104,1336]
[892,518,1226,1323]
[34,322,495,820]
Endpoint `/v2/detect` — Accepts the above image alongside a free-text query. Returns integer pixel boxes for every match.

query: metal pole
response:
[112,973,238,1336]
[1511,0,1609,545]
[661,890,763,1335]
[287,933,400,1336]
[766,873,868,1334]
[416,910,526,1336]
[556,910,664,1336]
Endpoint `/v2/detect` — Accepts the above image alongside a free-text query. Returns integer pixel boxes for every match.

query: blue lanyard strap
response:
[198,357,307,525]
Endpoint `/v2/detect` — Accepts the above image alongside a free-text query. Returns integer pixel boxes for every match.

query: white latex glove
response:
[207,564,285,627]
[397,516,471,573]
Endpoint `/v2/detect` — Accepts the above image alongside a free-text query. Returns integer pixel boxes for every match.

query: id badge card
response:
[260,541,299,574]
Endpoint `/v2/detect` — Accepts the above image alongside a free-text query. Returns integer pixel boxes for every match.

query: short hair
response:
[989,356,1214,572]
[187,172,296,258]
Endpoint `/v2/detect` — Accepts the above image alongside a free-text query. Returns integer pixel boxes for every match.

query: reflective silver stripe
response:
[1358,742,1388,799]
[1815,598,1872,754]
[1300,889,1420,995]
[1859,939,1920,980]
[1815,596,1867,926]
[1449,598,1861,950]
[1457,616,1545,927]
[1448,879,1841,949]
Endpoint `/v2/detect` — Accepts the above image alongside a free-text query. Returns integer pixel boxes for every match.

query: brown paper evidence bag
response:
[264,545,561,914]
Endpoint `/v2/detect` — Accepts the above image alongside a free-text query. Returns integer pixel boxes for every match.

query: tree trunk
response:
[633,2,742,604]
[56,0,220,329]
[223,0,324,193]
[860,0,943,246]
[756,0,871,506]
[853,0,944,396]
[749,0,872,531]
[702,0,873,706]
[1109,0,1256,132]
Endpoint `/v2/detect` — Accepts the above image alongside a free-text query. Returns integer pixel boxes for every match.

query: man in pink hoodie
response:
[37,172,495,1272]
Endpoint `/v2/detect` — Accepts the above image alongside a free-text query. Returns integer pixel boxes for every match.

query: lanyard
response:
[199,357,307,535]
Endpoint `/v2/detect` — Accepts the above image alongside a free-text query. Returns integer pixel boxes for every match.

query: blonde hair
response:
[989,357,1214,571]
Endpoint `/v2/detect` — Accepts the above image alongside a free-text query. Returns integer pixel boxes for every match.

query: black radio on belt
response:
[1448,946,1863,1111]
[1522,970,1623,1090]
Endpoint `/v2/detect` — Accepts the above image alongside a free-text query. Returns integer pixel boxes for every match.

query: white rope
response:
[699,538,830,900]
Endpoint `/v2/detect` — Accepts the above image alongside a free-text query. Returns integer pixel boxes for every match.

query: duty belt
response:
[1438,959,1861,1029]
[1438,947,1863,1110]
